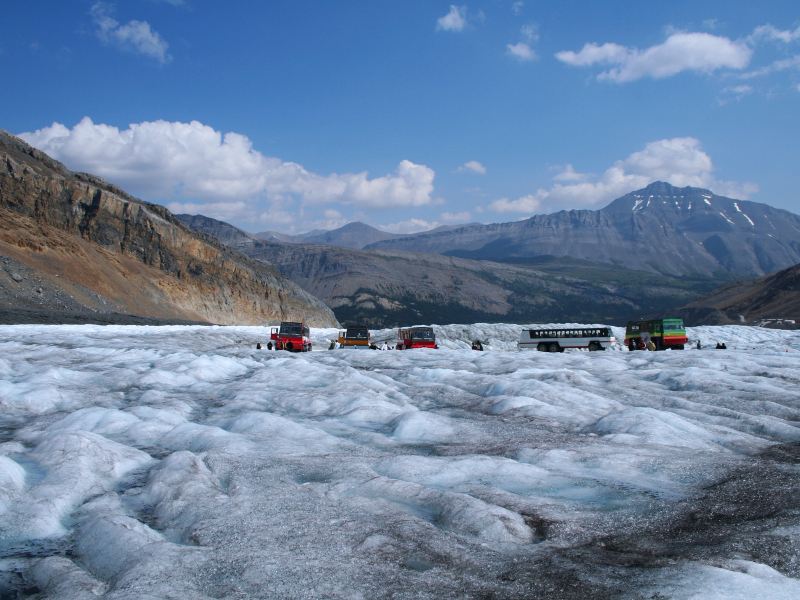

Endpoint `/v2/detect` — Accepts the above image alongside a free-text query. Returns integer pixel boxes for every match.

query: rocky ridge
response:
[0,130,338,326]
[678,262,800,326]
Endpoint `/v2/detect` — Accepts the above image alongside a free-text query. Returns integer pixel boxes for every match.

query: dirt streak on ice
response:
[0,323,799,598]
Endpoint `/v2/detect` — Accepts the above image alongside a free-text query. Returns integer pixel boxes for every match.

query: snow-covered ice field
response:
[1,323,799,599]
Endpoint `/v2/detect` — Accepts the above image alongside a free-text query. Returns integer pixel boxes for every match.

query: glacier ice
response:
[0,322,798,598]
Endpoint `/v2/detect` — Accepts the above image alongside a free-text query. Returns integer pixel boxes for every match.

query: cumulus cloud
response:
[91,2,171,64]
[556,32,752,82]
[19,118,436,214]
[506,42,536,62]
[458,160,486,175]
[511,1,524,16]
[436,5,468,32]
[488,137,757,214]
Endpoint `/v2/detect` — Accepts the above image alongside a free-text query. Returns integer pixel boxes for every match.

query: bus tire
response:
[286,341,294,351]
[548,343,558,352]
[537,343,547,352]
[588,341,601,351]
[674,344,684,350]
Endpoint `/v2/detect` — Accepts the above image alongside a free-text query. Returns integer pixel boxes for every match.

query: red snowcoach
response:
[396,326,438,350]
[270,321,312,352]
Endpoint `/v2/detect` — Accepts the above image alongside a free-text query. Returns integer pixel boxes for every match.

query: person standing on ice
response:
[696,340,702,350]
[381,341,389,350]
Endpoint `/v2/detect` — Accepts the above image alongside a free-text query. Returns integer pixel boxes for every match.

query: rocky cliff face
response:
[366,182,800,278]
[0,130,338,326]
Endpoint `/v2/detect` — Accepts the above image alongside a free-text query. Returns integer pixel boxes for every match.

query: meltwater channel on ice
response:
[1,322,799,599]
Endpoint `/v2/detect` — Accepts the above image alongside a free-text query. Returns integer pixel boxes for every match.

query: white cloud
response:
[520,24,538,43]
[19,118,436,213]
[440,211,471,223]
[507,24,538,62]
[739,55,800,79]
[489,194,542,214]
[380,218,441,234]
[506,42,536,62]
[718,84,753,104]
[488,137,757,214]
[748,24,800,44]
[436,5,468,32]
[91,2,171,64]
[511,1,524,16]
[553,164,589,182]
[556,32,752,82]
[378,212,470,235]
[458,160,487,175]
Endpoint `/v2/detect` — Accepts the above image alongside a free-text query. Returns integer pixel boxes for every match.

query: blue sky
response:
[3,1,799,233]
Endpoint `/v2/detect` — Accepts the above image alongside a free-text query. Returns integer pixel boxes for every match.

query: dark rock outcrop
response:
[0,130,338,326]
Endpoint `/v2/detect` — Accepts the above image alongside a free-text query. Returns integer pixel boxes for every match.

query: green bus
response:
[625,318,688,351]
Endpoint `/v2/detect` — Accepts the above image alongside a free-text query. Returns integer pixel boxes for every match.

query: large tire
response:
[537,343,547,352]
[286,341,294,352]
[548,343,558,352]
[674,344,684,350]
[588,341,601,351]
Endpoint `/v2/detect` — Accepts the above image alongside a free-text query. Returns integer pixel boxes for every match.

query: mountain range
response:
[5,126,799,328]
[365,181,800,278]
[0,131,338,326]
[176,181,800,327]
[177,214,716,327]
[254,222,406,249]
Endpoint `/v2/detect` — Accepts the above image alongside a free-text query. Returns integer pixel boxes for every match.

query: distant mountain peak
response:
[605,181,738,216]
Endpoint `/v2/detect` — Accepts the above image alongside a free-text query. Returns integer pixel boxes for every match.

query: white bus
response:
[518,327,616,352]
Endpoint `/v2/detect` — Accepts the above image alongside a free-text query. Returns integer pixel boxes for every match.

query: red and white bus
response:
[396,326,438,350]
[518,327,615,352]
[270,321,312,352]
